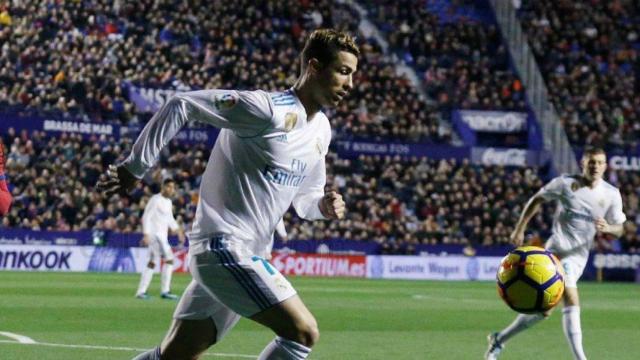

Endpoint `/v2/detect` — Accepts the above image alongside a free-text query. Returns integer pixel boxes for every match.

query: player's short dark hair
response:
[162,178,176,186]
[300,29,359,71]
[582,147,606,158]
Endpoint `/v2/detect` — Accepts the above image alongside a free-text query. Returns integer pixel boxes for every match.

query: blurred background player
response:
[485,147,626,360]
[98,28,355,360]
[0,141,11,216]
[136,178,186,300]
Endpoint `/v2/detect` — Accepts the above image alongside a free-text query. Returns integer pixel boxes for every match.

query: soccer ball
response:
[496,246,565,313]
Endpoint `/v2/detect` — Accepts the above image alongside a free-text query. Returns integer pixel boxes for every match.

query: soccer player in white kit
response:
[486,148,626,360]
[136,178,186,300]
[97,29,358,360]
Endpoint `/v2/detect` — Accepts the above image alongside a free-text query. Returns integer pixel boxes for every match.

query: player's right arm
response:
[96,90,273,196]
[510,176,563,245]
[510,195,546,246]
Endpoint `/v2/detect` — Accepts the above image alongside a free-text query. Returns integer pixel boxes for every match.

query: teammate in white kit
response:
[97,29,358,360]
[136,178,186,300]
[486,148,626,360]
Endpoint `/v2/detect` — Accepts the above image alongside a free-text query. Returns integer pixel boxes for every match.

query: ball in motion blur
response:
[496,246,565,313]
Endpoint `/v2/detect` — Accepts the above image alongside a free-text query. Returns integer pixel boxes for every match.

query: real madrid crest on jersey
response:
[598,199,606,208]
[284,112,297,132]
[571,181,580,192]
[213,93,237,111]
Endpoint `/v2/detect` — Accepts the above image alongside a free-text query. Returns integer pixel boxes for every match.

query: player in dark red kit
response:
[0,141,12,216]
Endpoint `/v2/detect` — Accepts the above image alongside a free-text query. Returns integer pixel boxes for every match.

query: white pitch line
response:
[411,294,494,304]
[0,339,256,358]
[0,332,36,344]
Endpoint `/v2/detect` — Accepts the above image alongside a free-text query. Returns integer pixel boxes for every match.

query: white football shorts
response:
[173,280,241,342]
[148,234,174,262]
[557,253,588,288]
[173,239,297,341]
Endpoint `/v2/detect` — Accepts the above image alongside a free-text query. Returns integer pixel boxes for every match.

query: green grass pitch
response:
[0,271,638,359]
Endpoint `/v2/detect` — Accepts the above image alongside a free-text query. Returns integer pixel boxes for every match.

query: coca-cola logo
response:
[481,148,527,166]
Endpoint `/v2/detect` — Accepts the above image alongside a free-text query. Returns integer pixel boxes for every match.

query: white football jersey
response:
[142,193,179,240]
[538,174,626,257]
[124,89,330,257]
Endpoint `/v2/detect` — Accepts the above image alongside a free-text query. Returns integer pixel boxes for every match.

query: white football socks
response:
[131,346,160,360]
[497,313,545,343]
[257,337,311,360]
[136,266,154,296]
[563,306,587,360]
[161,263,174,294]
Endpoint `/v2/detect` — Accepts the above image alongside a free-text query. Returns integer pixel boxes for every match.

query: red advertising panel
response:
[271,252,366,278]
[160,248,189,273]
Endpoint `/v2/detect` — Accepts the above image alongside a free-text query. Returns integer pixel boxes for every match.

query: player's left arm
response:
[595,219,624,237]
[596,190,627,237]
[292,159,345,220]
[319,190,345,220]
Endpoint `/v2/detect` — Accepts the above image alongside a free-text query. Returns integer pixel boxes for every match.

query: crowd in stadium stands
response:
[0,0,450,143]
[2,129,639,253]
[359,0,528,114]
[286,152,553,251]
[517,0,640,152]
[1,0,639,254]
[0,128,201,236]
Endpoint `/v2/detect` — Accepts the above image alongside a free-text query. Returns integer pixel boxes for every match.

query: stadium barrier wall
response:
[0,244,189,274]
[366,255,501,281]
[271,252,366,278]
[0,114,120,140]
[1,231,638,282]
